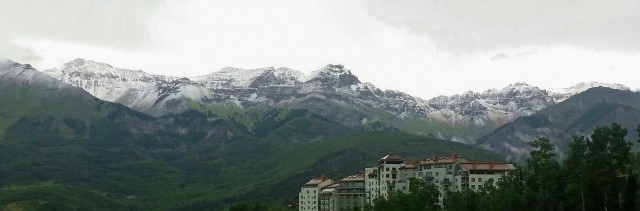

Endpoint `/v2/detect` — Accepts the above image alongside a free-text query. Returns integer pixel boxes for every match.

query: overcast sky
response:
[1,0,639,99]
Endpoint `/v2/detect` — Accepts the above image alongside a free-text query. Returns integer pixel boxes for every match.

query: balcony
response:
[442,180,452,186]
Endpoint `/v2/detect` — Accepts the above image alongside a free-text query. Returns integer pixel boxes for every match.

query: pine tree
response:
[527,137,562,210]
[563,136,588,211]
[624,175,639,211]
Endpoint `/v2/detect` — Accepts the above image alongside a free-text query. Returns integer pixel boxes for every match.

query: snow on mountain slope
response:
[43,59,212,116]
[0,59,67,88]
[427,83,555,126]
[37,59,634,141]
[551,82,631,102]
[191,66,305,89]
[425,82,634,127]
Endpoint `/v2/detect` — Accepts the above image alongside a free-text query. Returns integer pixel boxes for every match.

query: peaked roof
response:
[304,175,330,186]
[341,173,365,182]
[377,152,404,163]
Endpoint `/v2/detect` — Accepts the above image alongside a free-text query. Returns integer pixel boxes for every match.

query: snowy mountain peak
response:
[0,60,66,88]
[42,58,158,83]
[549,81,631,102]
[306,64,360,87]
[312,64,350,75]
[557,82,630,95]
[499,82,542,94]
[192,66,304,89]
[63,58,120,73]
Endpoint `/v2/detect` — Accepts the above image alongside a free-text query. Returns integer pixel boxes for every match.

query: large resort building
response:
[299,153,515,210]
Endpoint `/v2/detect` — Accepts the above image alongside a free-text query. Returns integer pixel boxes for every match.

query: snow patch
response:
[360,118,369,125]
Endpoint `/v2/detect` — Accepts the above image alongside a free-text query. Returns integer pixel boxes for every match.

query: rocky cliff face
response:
[427,83,557,127]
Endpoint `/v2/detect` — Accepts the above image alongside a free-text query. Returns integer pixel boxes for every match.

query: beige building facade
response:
[300,153,515,209]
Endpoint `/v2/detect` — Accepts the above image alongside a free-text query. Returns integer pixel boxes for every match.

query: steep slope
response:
[476,87,640,161]
[0,59,150,139]
[0,59,179,210]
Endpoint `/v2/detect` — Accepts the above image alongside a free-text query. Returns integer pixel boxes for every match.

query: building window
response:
[386,167,389,171]
[472,185,475,189]
[478,178,483,183]
[386,174,389,178]
[435,172,439,176]
[471,178,475,182]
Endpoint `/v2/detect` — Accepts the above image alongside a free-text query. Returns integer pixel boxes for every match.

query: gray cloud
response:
[0,0,164,63]
[364,0,640,54]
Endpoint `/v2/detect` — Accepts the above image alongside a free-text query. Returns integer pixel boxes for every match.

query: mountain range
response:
[42,59,632,143]
[39,58,640,158]
[0,59,498,210]
[1,58,638,209]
